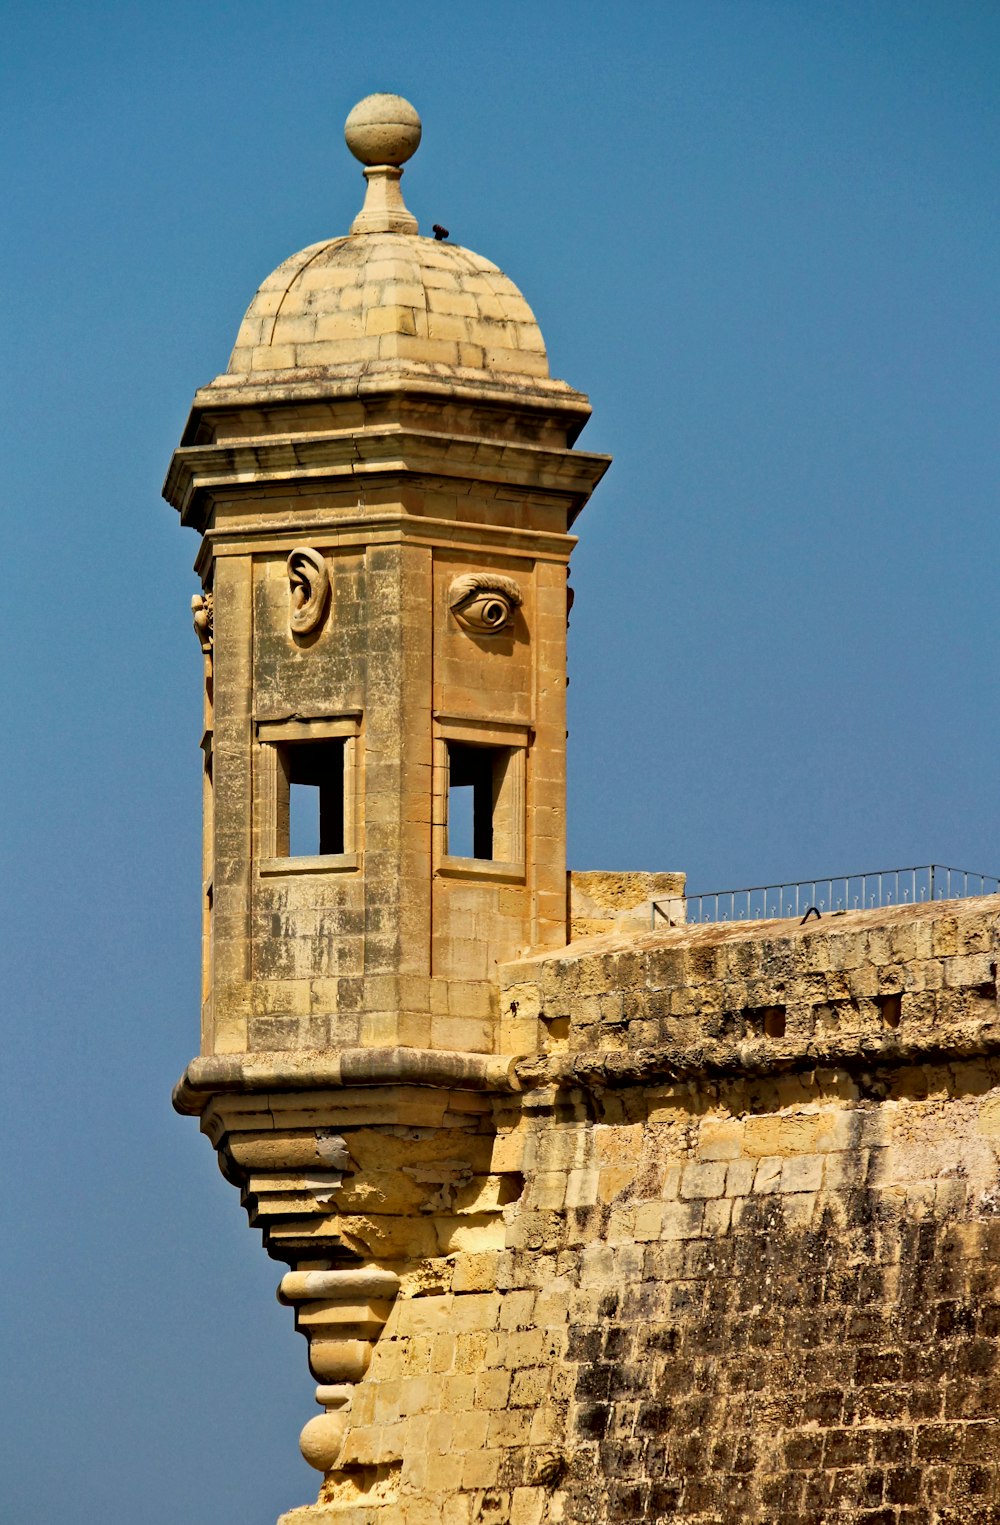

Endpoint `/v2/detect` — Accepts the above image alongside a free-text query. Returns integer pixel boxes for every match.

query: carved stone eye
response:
[287,547,330,636]
[449,573,522,635]
[458,591,514,632]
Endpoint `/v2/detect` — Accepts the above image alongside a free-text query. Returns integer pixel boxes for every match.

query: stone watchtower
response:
[166,96,607,1516]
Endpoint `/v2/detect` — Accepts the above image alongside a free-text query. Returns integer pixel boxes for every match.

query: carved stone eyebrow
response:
[448,572,523,609]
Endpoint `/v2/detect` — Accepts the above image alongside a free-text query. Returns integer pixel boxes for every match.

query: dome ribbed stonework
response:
[227,231,550,384]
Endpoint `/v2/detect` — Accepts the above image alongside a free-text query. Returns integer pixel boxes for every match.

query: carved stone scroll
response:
[287,547,331,636]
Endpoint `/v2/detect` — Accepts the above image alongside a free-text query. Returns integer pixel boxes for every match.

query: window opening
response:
[447,743,495,859]
[445,741,524,863]
[279,739,345,857]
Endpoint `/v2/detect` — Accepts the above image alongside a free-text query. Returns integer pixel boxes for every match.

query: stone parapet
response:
[501,895,1000,1072]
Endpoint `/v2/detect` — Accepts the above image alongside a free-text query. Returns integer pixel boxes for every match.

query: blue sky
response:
[2,3,998,1519]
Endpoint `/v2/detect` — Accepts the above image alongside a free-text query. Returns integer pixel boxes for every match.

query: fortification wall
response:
[285,897,1000,1524]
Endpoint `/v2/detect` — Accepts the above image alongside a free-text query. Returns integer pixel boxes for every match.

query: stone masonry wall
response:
[291,899,1000,1524]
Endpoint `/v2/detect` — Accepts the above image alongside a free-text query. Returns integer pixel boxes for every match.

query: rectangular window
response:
[446,741,524,864]
[277,739,346,857]
[448,743,495,859]
[256,713,360,875]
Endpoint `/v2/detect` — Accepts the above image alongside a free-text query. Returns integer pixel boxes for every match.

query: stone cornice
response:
[183,361,594,442]
[164,425,610,531]
[516,1020,1000,1092]
[173,1046,524,1115]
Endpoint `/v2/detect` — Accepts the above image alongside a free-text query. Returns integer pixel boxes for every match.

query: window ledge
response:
[259,853,360,876]
[437,856,525,884]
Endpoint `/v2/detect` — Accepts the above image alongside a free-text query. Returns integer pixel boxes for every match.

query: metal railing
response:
[653,865,1000,927]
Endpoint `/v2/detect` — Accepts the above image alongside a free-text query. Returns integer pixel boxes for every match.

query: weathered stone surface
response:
[243,899,1000,1523]
[568,869,686,939]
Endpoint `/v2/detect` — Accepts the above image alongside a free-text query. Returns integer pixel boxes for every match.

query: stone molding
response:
[194,514,578,582]
[173,1045,523,1115]
[188,364,593,422]
[164,424,610,530]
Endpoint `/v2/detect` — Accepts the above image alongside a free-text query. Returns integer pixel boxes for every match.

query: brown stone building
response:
[166,96,1000,1524]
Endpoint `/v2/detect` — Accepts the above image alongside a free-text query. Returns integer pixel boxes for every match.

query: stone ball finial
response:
[345,94,422,167]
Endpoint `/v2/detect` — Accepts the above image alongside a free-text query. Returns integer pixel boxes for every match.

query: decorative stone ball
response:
[344,94,422,166]
[299,1409,349,1472]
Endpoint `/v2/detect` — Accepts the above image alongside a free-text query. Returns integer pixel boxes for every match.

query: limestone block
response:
[697,1117,744,1161]
[680,1161,728,1199]
[743,1114,822,1158]
[780,1154,824,1193]
[568,870,686,938]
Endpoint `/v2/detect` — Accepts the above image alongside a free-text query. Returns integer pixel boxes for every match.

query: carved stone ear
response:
[449,572,522,635]
[287,548,330,636]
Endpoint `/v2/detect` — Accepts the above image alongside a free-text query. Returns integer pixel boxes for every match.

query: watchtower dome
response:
[212,94,573,408]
